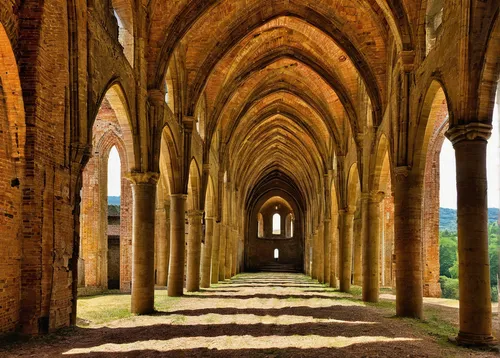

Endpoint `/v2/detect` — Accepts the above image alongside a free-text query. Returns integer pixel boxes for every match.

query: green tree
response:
[439,234,457,278]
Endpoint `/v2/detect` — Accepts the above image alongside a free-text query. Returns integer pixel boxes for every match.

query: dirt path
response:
[1,273,498,357]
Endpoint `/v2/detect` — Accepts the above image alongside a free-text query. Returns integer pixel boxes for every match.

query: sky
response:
[108,146,121,196]
[440,98,499,209]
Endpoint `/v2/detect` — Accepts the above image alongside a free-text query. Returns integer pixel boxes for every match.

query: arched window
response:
[285,213,294,238]
[272,213,281,235]
[274,248,279,260]
[111,3,134,66]
[165,67,175,114]
[426,0,444,55]
[257,213,264,238]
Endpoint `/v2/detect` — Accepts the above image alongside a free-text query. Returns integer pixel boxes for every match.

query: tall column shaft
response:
[311,230,319,280]
[225,227,232,278]
[363,192,384,302]
[318,225,325,283]
[353,211,363,285]
[211,221,221,283]
[231,228,238,277]
[394,168,423,318]
[186,210,203,292]
[219,225,227,280]
[447,123,495,345]
[168,194,186,296]
[323,220,331,285]
[130,175,158,314]
[304,234,311,276]
[330,221,338,288]
[156,202,170,286]
[201,217,214,288]
[340,208,354,292]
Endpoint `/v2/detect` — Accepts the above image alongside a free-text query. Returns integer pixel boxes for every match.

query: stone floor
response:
[1,273,498,357]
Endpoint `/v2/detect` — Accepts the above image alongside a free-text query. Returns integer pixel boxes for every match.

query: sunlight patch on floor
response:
[90,313,377,329]
[63,335,419,355]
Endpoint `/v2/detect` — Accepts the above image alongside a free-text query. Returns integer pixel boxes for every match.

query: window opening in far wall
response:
[272,213,281,235]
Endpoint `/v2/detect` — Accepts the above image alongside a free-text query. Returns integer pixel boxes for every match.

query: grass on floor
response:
[77,290,180,325]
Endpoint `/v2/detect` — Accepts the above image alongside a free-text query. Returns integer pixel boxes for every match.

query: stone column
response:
[393,166,423,318]
[318,225,325,283]
[186,210,203,292]
[225,226,232,278]
[168,194,187,297]
[201,216,214,288]
[353,208,363,285]
[363,191,384,302]
[304,233,310,275]
[311,230,319,280]
[330,224,339,288]
[219,224,227,280]
[129,172,158,314]
[339,207,355,292]
[323,219,331,285]
[231,228,238,277]
[446,123,496,345]
[156,201,170,286]
[211,221,221,283]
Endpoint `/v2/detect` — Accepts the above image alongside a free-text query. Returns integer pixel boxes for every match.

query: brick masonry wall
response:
[0,75,22,333]
[422,103,448,298]
[80,98,132,294]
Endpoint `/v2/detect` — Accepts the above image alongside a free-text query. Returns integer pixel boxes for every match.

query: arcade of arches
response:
[0,0,499,352]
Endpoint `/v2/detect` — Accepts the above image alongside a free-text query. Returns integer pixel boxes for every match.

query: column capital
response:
[394,166,411,183]
[183,116,195,133]
[170,193,188,199]
[399,50,415,72]
[187,209,204,219]
[445,122,492,146]
[368,190,385,203]
[126,171,159,185]
[340,205,356,215]
[148,89,166,105]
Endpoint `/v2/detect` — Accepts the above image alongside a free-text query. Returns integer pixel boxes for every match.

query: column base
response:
[450,332,498,349]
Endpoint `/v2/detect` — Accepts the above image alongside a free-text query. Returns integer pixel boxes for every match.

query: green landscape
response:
[439,208,499,301]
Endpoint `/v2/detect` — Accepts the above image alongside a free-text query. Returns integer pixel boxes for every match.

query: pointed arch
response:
[477,13,500,123]
[187,158,202,210]
[205,174,215,217]
[347,163,361,209]
[371,133,392,193]
[111,0,135,66]
[413,80,450,175]
[93,82,138,171]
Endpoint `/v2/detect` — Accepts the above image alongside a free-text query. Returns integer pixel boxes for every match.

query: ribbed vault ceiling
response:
[151,0,406,211]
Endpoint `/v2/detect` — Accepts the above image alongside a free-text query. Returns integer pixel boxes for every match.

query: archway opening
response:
[79,88,133,295]
[425,0,444,55]
[247,192,303,272]
[111,0,134,66]
[272,213,281,235]
[106,146,121,289]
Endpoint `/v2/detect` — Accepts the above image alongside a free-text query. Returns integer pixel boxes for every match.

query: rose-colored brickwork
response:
[80,97,132,294]
[422,97,449,298]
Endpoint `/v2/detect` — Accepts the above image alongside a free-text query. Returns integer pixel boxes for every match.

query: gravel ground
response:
[0,273,498,357]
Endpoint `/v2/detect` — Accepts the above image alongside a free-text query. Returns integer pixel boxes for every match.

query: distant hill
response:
[440,207,499,232]
[108,196,120,205]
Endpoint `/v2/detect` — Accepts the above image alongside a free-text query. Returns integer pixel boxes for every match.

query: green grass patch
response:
[77,293,132,325]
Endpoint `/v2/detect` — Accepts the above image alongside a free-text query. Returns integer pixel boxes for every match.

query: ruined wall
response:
[80,98,132,294]
[0,69,21,334]
[247,197,303,271]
